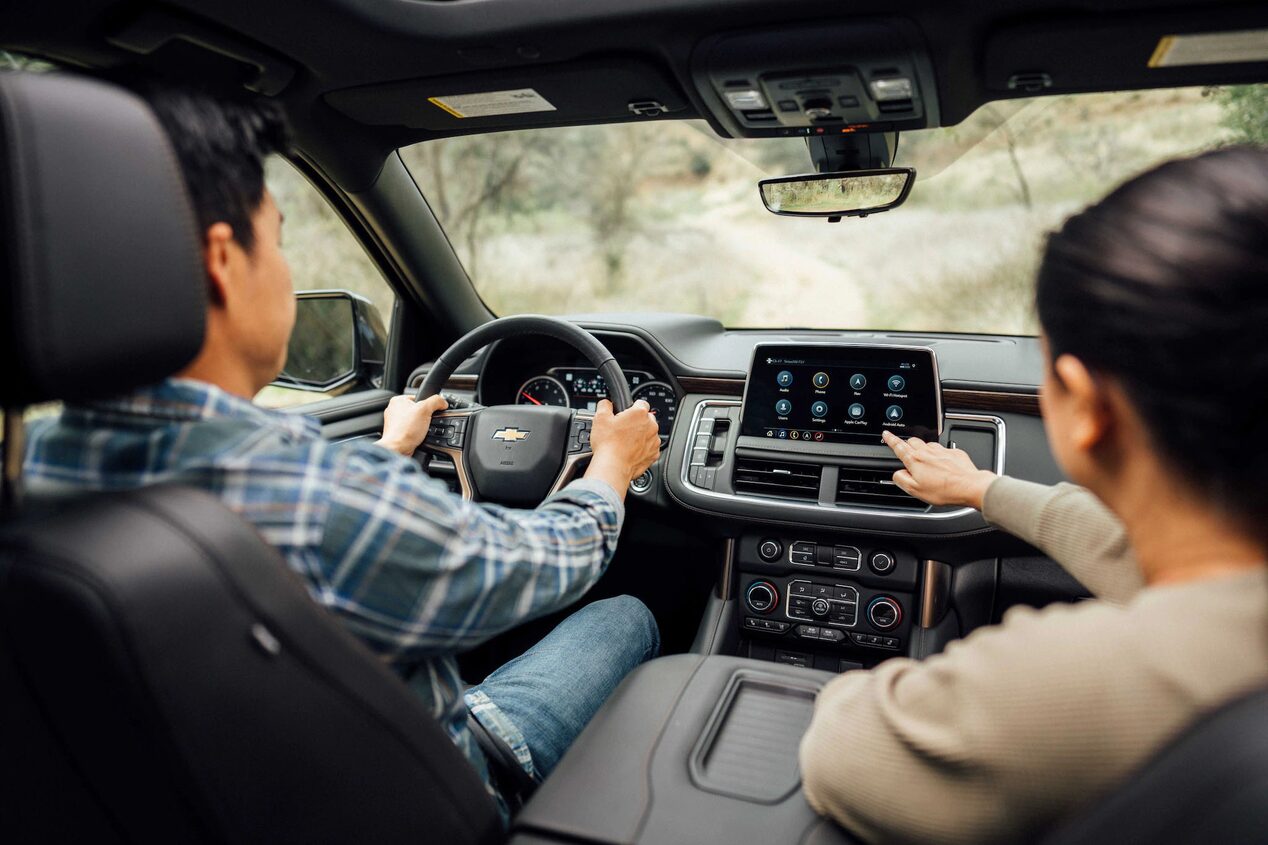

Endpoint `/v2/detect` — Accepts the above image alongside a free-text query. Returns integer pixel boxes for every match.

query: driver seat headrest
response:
[0,71,206,407]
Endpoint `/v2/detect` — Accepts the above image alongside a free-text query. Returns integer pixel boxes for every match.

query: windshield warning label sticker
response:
[428,89,556,119]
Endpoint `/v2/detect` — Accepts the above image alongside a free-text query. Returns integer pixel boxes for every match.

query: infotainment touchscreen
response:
[740,344,941,445]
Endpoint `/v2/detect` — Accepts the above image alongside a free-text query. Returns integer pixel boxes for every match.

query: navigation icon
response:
[849,373,866,391]
[886,405,904,421]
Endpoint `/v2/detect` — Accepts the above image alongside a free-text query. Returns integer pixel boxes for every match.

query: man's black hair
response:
[108,74,291,252]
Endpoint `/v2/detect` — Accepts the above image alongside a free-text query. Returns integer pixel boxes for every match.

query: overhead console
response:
[664,342,1004,535]
[692,19,940,139]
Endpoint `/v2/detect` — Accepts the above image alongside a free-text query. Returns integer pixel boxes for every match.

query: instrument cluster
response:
[516,368,678,440]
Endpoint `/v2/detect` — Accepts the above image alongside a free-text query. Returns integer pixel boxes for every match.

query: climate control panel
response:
[737,530,918,671]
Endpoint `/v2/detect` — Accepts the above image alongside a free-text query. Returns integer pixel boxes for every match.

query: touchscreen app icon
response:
[849,373,866,390]
[887,375,906,392]
[812,372,830,389]
[776,370,793,387]
[811,401,829,418]
[775,399,792,416]
[848,403,865,419]
[886,405,904,421]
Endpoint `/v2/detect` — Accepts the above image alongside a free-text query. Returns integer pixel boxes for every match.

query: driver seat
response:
[0,72,500,844]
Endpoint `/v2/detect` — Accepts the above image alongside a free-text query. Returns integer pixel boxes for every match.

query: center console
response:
[663,341,993,671]
[735,532,920,672]
[510,655,859,845]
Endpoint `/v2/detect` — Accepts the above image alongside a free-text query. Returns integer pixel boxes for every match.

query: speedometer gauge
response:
[631,381,678,438]
[516,375,570,407]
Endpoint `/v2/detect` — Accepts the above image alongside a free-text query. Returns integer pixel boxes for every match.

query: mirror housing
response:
[758,167,915,219]
[274,290,387,394]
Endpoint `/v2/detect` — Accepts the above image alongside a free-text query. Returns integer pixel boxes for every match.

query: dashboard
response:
[415,313,1068,673]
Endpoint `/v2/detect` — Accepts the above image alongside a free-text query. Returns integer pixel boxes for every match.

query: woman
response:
[799,147,1268,843]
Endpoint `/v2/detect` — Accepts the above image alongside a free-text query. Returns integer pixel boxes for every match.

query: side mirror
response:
[758,168,915,219]
[274,290,387,395]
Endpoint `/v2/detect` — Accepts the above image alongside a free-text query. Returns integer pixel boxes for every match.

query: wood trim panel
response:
[441,374,478,391]
[678,376,744,396]
[942,389,1040,416]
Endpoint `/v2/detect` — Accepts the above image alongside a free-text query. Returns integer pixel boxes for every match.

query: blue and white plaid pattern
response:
[23,378,624,804]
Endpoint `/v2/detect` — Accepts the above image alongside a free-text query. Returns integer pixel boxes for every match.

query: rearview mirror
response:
[275,290,387,393]
[758,168,915,219]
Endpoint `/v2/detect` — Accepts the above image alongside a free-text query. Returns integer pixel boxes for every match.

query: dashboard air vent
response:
[836,466,922,509]
[733,458,821,502]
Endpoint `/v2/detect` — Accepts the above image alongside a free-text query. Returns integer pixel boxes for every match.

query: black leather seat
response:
[0,71,500,844]
[1041,684,1268,844]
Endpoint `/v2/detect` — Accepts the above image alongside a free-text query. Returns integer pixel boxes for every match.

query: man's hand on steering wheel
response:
[377,393,450,457]
[585,399,661,502]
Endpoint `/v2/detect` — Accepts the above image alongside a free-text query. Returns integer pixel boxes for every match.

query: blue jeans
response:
[466,595,660,780]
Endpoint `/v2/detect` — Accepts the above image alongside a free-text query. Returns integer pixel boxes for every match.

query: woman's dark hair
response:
[106,74,290,252]
[1037,147,1268,527]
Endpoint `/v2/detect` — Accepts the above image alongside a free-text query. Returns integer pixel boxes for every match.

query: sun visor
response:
[324,56,691,133]
[983,10,1268,103]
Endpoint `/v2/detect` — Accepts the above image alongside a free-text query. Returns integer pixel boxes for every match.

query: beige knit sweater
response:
[799,477,1268,844]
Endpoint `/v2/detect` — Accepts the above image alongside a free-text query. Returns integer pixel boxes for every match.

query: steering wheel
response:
[414,315,631,506]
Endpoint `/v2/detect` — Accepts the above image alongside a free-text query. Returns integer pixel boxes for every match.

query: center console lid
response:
[510,655,859,845]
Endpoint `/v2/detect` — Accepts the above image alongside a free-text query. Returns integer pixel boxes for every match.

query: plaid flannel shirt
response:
[22,378,624,806]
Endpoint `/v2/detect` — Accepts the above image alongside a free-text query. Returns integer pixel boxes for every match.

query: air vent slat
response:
[837,466,923,510]
[733,458,821,502]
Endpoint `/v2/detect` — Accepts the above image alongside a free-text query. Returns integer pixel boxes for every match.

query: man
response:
[22,79,664,816]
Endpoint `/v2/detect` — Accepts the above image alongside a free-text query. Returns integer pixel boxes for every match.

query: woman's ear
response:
[201,222,236,307]
[1052,353,1113,453]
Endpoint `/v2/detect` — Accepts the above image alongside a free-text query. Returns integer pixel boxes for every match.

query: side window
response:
[255,157,398,409]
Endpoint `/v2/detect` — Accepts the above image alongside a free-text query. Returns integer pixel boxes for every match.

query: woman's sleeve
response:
[982,476,1142,603]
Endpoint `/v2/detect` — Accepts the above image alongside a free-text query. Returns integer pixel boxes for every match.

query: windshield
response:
[401,85,1265,334]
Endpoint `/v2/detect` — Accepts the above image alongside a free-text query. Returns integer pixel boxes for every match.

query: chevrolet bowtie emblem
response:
[492,427,530,443]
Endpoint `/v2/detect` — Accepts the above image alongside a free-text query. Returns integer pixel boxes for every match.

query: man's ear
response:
[202,222,236,307]
[1052,353,1113,452]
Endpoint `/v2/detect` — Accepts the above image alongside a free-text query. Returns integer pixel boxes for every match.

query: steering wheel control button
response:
[745,581,779,614]
[810,401,829,418]
[811,598,831,617]
[885,405,904,422]
[832,545,862,570]
[867,597,903,631]
[813,371,831,389]
[848,373,866,391]
[568,417,594,454]
[758,538,783,561]
[775,399,792,416]
[789,540,817,566]
[887,375,907,392]
[848,403,865,420]
[776,370,794,387]
[869,550,896,575]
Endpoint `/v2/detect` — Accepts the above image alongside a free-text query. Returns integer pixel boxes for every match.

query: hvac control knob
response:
[758,538,783,562]
[869,550,896,575]
[746,581,779,614]
[867,596,903,631]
